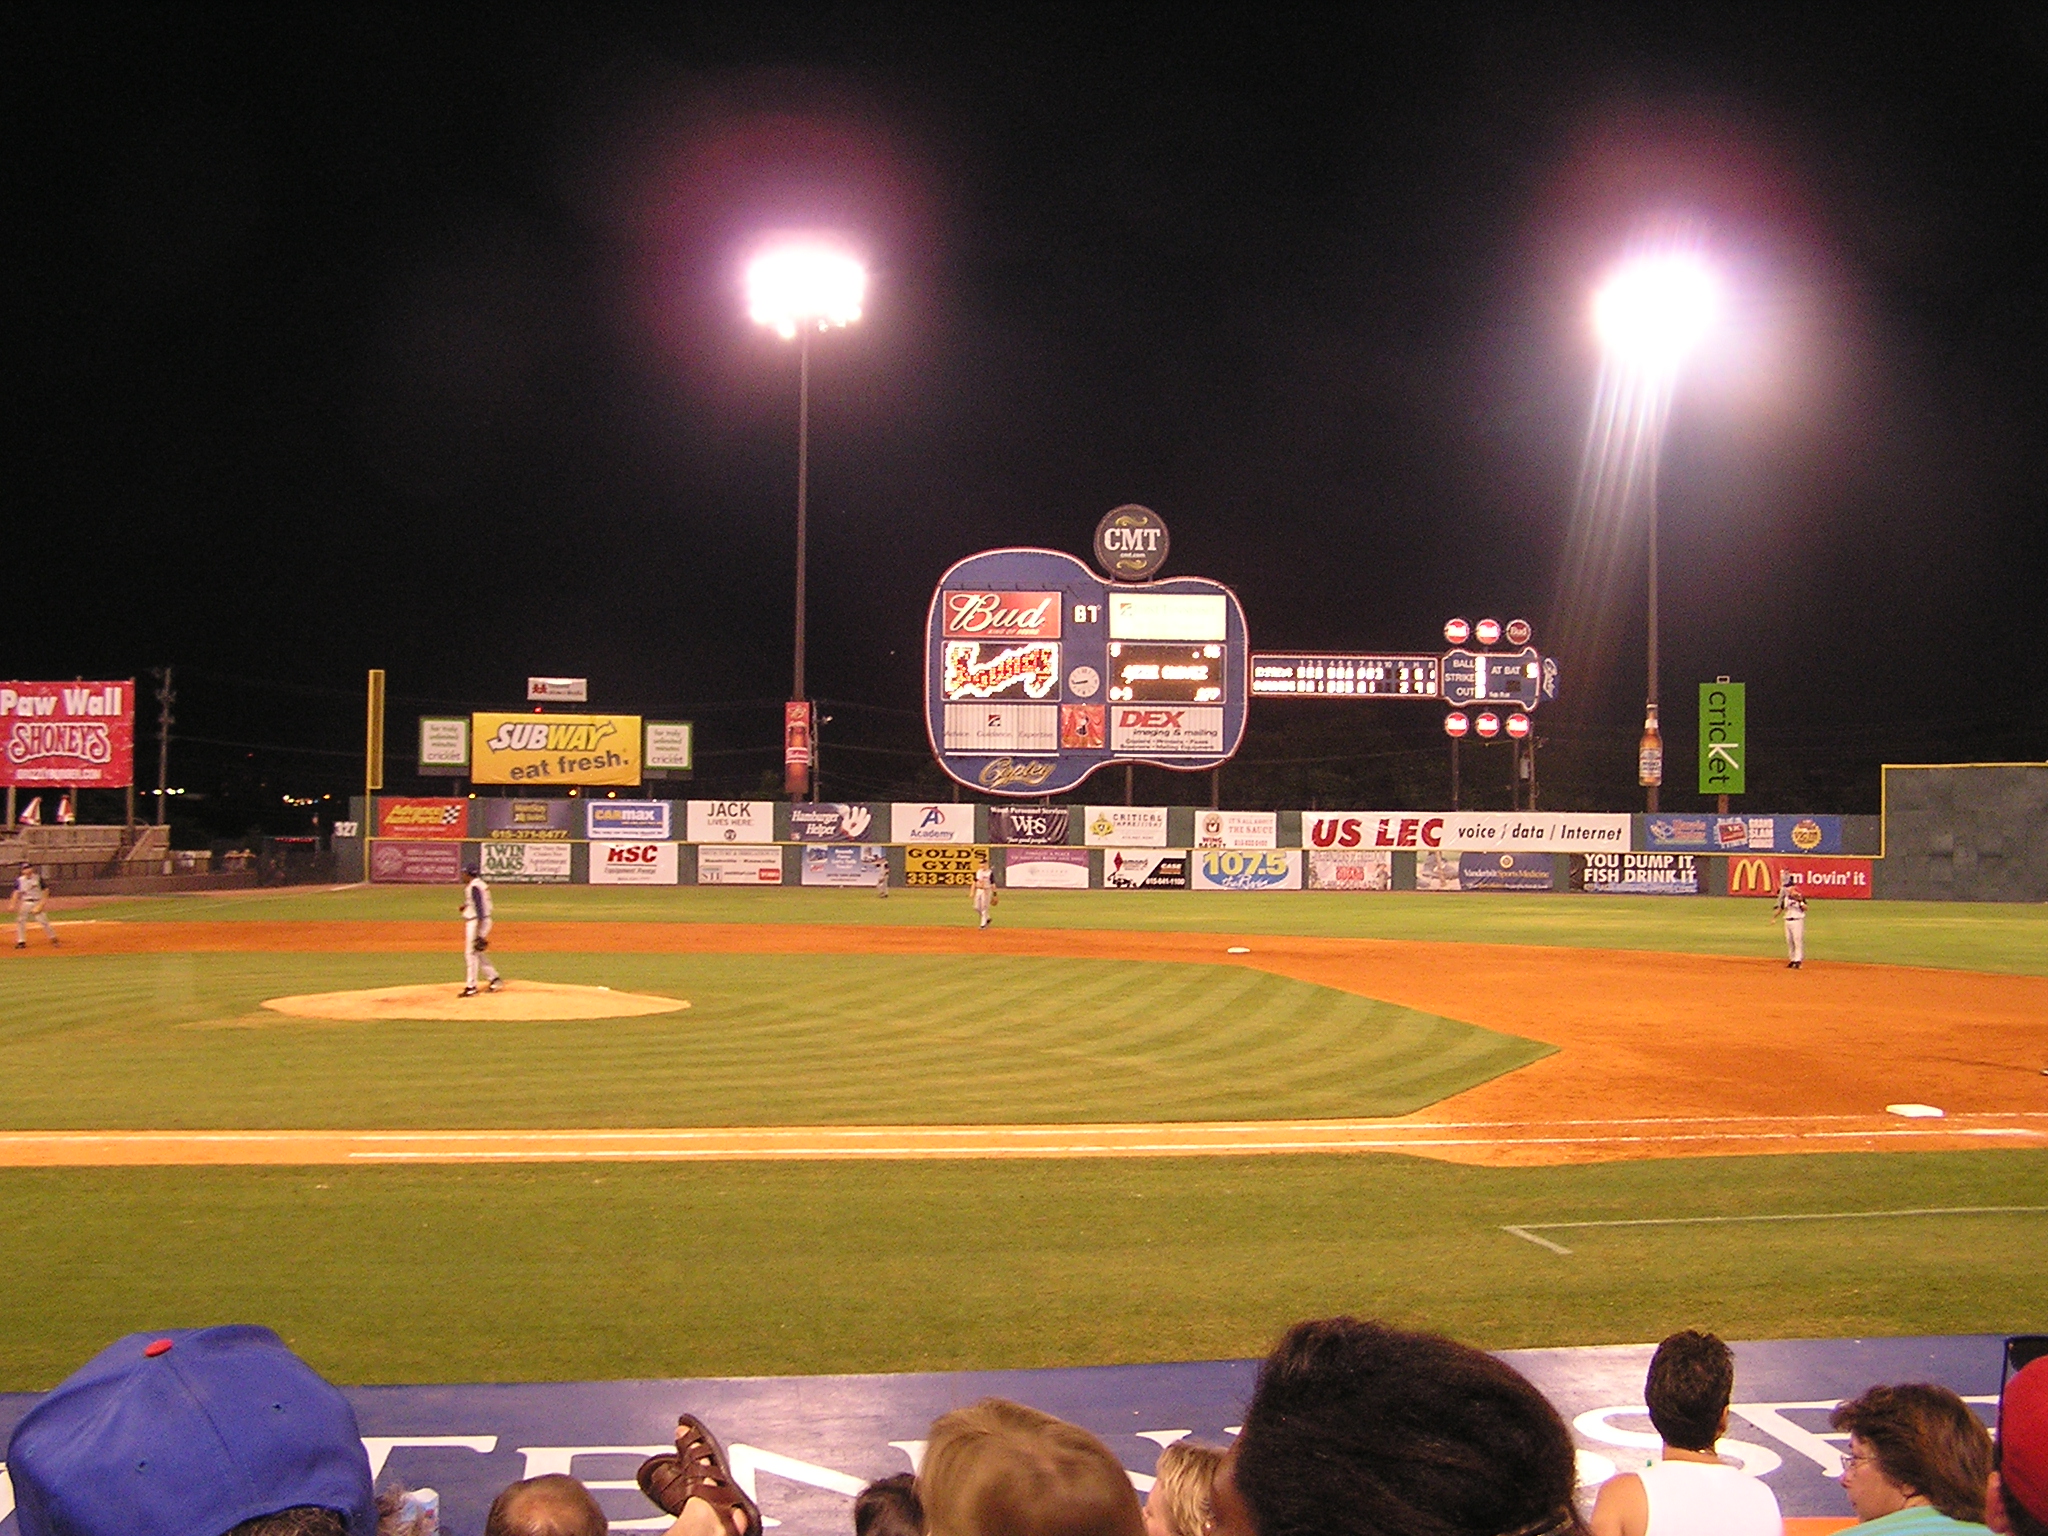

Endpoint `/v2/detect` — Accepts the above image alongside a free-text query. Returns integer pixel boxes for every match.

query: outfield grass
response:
[1,1150,2041,1389]
[72,884,2048,975]
[0,952,1545,1128]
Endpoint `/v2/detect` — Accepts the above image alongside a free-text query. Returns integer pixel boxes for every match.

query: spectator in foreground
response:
[1832,1383,1994,1531]
[637,1414,761,1536]
[1207,1316,1588,1536]
[853,1473,923,1536]
[485,1475,609,1536]
[918,1397,1145,1536]
[1588,1329,1783,1536]
[4,1325,378,1536]
[1144,1442,1223,1536]
[1989,1359,2047,1536]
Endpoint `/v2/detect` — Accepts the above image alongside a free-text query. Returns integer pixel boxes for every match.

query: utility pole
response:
[152,667,174,827]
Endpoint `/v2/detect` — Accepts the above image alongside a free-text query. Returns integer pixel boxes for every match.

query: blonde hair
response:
[920,1398,1145,1536]
[1149,1443,1222,1536]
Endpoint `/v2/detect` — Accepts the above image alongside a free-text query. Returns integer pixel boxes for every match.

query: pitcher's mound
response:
[261,980,690,1022]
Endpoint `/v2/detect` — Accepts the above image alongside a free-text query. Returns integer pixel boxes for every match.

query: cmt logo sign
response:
[1306,815,1446,850]
[1727,856,1873,899]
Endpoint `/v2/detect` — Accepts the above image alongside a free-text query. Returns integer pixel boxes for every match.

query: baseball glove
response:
[472,935,490,953]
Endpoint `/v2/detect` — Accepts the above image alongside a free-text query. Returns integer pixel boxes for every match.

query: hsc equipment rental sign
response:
[1,680,136,788]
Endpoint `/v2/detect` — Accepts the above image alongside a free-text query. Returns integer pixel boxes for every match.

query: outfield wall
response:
[340,798,1897,897]
[1877,763,2048,902]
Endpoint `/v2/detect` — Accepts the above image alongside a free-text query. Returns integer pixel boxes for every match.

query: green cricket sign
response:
[1699,681,1745,796]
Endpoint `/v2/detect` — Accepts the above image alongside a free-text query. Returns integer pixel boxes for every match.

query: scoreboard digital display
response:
[925,548,1248,796]
[1107,643,1225,702]
[1250,653,1440,698]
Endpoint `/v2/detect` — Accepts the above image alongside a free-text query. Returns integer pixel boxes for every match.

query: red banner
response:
[1726,855,1874,899]
[1,680,136,788]
[375,797,471,840]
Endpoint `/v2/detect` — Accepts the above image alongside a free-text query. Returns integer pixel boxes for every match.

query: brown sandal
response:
[636,1413,761,1536]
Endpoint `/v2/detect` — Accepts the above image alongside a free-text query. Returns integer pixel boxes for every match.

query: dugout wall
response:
[1876,763,2048,902]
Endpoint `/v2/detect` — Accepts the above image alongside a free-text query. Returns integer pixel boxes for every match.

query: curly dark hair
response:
[1232,1318,1587,1536]
[1644,1331,1734,1453]
[855,1472,925,1536]
[1831,1383,1993,1524]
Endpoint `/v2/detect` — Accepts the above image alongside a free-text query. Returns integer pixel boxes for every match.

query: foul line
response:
[1502,1204,2048,1255]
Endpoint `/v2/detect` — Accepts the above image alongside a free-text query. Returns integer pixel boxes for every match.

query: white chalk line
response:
[1502,1204,2048,1255]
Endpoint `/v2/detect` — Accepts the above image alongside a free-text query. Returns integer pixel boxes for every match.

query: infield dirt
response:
[13,918,2045,1166]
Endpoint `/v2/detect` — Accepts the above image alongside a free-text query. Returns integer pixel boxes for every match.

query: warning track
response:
[11,918,2047,1167]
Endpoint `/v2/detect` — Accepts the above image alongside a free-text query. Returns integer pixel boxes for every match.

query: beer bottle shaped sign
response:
[1638,706,1664,788]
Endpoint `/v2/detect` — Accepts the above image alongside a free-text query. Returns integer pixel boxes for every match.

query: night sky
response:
[14,7,2047,830]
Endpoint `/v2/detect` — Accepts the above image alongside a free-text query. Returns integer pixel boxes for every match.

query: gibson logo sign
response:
[943,591,1061,640]
[1093,504,1169,580]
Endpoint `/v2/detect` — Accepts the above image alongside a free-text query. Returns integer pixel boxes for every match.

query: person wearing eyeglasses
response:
[1831,1383,1993,1532]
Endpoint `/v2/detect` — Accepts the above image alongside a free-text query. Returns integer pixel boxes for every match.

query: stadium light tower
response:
[1592,249,1719,812]
[747,239,866,798]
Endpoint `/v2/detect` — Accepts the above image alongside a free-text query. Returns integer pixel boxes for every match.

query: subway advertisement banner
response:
[1726,855,1874,899]
[376,797,470,840]
[1306,849,1393,890]
[588,841,679,885]
[904,844,988,887]
[1102,849,1187,889]
[1191,848,1301,891]
[1,680,136,788]
[1571,852,1704,895]
[481,799,574,841]
[470,712,642,786]
[1645,814,1843,854]
[696,846,782,885]
[479,841,572,883]
[1002,847,1090,889]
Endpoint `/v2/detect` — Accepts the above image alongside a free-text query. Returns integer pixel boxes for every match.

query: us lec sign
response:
[1699,681,1746,796]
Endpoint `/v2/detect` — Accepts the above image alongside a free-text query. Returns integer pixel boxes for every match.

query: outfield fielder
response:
[460,863,502,996]
[13,862,57,949]
[972,863,996,929]
[1774,881,1807,968]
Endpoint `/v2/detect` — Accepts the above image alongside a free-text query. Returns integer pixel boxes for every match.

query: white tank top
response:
[1638,1459,1783,1536]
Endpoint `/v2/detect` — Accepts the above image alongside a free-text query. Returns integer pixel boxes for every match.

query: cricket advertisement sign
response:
[925,545,1248,797]
[1,680,135,788]
[470,712,642,786]
[1699,682,1746,796]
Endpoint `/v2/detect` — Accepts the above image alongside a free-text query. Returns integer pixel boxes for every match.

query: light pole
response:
[746,240,866,798]
[1592,250,1718,813]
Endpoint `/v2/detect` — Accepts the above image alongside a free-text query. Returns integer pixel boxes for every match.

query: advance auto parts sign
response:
[471,712,642,787]
[377,797,470,840]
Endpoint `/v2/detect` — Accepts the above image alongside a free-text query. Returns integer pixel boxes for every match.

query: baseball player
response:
[867,845,889,899]
[459,863,502,996]
[972,863,996,929]
[1774,881,1808,968]
[13,862,57,948]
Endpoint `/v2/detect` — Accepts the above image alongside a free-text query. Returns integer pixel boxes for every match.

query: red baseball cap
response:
[2004,1358,2048,1524]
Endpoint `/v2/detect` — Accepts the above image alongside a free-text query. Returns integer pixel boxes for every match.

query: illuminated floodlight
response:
[746,243,867,339]
[1593,253,1719,371]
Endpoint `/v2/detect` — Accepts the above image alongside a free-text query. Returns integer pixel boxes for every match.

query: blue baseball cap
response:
[5,1325,376,1536]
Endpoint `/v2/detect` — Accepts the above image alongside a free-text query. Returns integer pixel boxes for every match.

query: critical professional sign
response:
[925,547,1248,796]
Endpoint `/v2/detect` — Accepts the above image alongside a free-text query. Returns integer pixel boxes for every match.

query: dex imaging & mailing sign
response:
[470,712,642,786]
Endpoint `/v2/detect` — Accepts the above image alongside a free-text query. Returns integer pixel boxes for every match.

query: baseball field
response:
[1,883,2042,1391]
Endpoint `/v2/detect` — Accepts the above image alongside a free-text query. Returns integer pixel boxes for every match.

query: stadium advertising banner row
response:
[0,680,135,788]
[1305,812,1629,853]
[1645,814,1844,855]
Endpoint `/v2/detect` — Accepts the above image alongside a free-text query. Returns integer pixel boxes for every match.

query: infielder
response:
[459,863,502,996]
[1774,881,1807,968]
[13,862,57,948]
[972,863,996,929]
